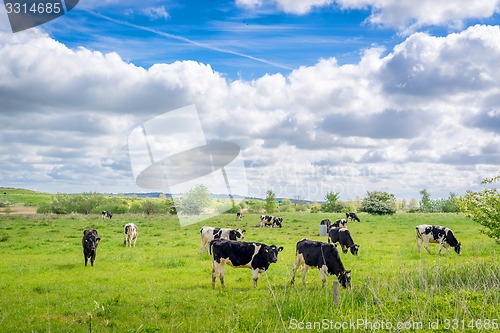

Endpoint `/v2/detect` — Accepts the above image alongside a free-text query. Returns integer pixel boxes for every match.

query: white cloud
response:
[1,25,500,199]
[236,0,500,31]
[143,6,170,20]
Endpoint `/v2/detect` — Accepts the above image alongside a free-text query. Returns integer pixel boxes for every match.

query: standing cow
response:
[416,224,461,255]
[259,215,283,228]
[82,229,101,266]
[124,223,138,247]
[328,227,360,255]
[346,212,360,222]
[320,219,331,230]
[290,239,351,288]
[210,239,283,288]
[101,211,112,219]
[199,226,245,255]
[332,219,348,229]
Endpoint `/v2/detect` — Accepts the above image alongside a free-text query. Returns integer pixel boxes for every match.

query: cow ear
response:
[97,238,101,241]
[346,270,351,273]
[242,230,246,233]
[278,246,284,252]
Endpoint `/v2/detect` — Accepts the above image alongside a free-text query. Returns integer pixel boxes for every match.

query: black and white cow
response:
[290,239,351,288]
[328,227,360,255]
[199,226,245,255]
[259,215,283,228]
[210,239,283,288]
[236,212,243,220]
[82,229,101,266]
[346,212,360,222]
[416,224,462,255]
[320,219,331,230]
[332,219,348,229]
[124,223,138,247]
[101,211,112,219]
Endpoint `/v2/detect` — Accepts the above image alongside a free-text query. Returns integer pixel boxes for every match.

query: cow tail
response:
[209,239,215,256]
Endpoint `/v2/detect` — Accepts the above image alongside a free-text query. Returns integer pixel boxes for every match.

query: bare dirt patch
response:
[0,206,37,214]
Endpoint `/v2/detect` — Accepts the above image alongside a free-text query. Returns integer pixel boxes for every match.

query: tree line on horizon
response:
[26,175,499,242]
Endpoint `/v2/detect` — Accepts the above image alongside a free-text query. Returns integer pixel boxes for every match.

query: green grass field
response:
[0,212,498,332]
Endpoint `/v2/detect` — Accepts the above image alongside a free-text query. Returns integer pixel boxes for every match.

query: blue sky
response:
[1,1,500,201]
[49,1,390,79]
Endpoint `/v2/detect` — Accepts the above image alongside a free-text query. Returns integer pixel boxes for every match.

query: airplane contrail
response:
[85,10,294,71]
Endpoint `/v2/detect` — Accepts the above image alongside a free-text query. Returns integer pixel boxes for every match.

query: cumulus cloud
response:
[143,6,170,20]
[236,0,500,31]
[2,25,500,198]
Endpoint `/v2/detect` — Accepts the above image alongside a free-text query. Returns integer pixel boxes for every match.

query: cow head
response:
[454,242,462,255]
[236,229,245,240]
[350,244,360,255]
[83,230,100,251]
[264,245,284,263]
[337,270,351,289]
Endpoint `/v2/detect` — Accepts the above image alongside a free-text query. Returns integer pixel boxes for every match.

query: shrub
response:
[360,191,397,215]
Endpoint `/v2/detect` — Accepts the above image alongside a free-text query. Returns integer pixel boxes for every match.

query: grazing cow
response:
[101,211,112,219]
[346,212,360,222]
[416,225,462,255]
[290,239,351,288]
[82,229,101,266]
[236,212,243,220]
[210,239,283,288]
[332,219,348,229]
[124,223,138,247]
[259,215,283,228]
[328,227,360,255]
[199,226,245,255]
[320,219,331,230]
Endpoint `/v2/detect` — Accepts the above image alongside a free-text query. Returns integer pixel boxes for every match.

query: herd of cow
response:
[82,211,462,290]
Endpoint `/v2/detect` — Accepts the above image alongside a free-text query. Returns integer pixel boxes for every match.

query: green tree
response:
[280,198,294,212]
[419,189,433,212]
[320,191,343,213]
[178,184,211,215]
[264,190,277,214]
[458,175,500,241]
[360,191,397,215]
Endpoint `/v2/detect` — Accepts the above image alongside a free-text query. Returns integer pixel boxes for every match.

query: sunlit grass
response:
[0,212,497,332]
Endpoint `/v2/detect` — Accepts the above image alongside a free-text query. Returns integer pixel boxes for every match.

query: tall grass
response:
[0,212,497,332]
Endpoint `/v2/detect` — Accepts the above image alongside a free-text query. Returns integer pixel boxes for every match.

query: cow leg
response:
[211,261,217,288]
[319,265,328,287]
[133,237,137,247]
[90,252,95,266]
[252,269,259,288]
[301,265,309,285]
[84,255,88,266]
[218,264,225,288]
[423,240,431,254]
[416,237,422,251]
[199,240,206,255]
[212,261,225,288]
[438,241,446,255]
[290,262,298,284]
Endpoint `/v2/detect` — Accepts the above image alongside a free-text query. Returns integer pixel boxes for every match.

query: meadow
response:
[0,211,498,332]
